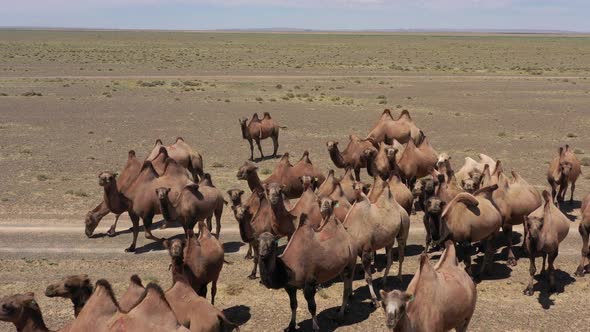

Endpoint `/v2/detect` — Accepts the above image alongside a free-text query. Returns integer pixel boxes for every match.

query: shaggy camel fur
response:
[435,185,502,277]
[239,112,283,161]
[107,283,189,331]
[380,242,476,332]
[575,193,590,276]
[344,181,410,307]
[146,137,204,181]
[164,221,224,305]
[395,135,438,186]
[85,150,141,238]
[0,293,57,332]
[258,206,357,332]
[523,191,570,295]
[482,161,542,266]
[367,175,413,215]
[45,275,93,317]
[327,134,377,181]
[118,275,146,312]
[366,109,423,145]
[547,144,582,204]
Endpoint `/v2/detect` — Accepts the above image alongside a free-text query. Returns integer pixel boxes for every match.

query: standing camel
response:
[547,144,582,204]
[239,112,284,161]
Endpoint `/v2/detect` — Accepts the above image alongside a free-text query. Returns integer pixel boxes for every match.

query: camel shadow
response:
[223,305,251,327]
[133,233,186,254]
[559,200,580,221]
[296,301,375,332]
[351,273,414,303]
[531,270,576,309]
[223,241,245,253]
[253,154,283,163]
[470,260,513,282]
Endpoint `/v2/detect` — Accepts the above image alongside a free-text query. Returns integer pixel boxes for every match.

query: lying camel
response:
[45,274,93,317]
[482,161,542,266]
[107,283,189,331]
[165,275,239,332]
[395,135,438,186]
[523,191,570,295]
[344,181,410,307]
[327,135,377,181]
[367,175,413,215]
[547,144,582,204]
[575,193,590,276]
[366,109,423,145]
[67,279,120,332]
[146,137,204,181]
[85,150,141,238]
[455,153,496,185]
[434,185,502,277]
[380,242,476,332]
[118,275,146,312]
[239,112,283,161]
[164,221,224,305]
[258,206,357,332]
[0,292,57,332]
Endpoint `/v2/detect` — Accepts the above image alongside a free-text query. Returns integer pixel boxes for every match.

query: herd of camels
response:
[1,109,589,332]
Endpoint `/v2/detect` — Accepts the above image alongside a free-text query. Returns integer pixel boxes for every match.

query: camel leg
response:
[197,285,207,299]
[548,250,558,293]
[423,216,431,252]
[354,167,361,182]
[107,214,120,237]
[248,138,254,161]
[215,207,222,239]
[570,182,576,204]
[303,283,319,332]
[143,216,161,241]
[255,138,264,159]
[210,280,217,305]
[549,180,557,203]
[459,243,473,277]
[456,317,472,332]
[397,232,407,281]
[248,240,259,279]
[125,214,140,252]
[244,243,253,260]
[480,236,496,276]
[271,133,279,157]
[558,182,568,204]
[575,224,589,277]
[285,286,298,332]
[206,216,213,233]
[540,253,547,277]
[382,245,393,288]
[503,225,517,266]
[338,266,354,322]
[362,251,379,307]
[524,254,536,296]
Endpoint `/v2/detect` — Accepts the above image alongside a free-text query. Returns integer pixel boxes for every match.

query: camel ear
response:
[379,289,387,300]
[404,293,414,303]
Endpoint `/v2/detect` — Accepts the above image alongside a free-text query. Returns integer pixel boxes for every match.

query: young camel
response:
[327,134,377,181]
[44,274,93,317]
[344,181,410,307]
[547,144,582,204]
[258,204,357,332]
[239,112,283,161]
[433,185,503,277]
[575,193,590,276]
[164,221,225,305]
[380,242,476,332]
[366,109,423,145]
[523,191,570,295]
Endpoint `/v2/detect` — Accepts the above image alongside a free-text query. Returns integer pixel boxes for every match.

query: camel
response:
[422,196,446,253]
[482,161,542,266]
[365,142,397,180]
[164,221,224,305]
[367,175,413,215]
[258,207,357,332]
[327,134,377,181]
[287,176,323,226]
[118,275,146,312]
[412,175,437,213]
[433,185,502,277]
[523,191,570,295]
[380,242,476,332]
[44,275,93,317]
[146,137,204,181]
[547,144,582,204]
[366,109,423,145]
[455,153,496,185]
[324,182,353,221]
[239,112,283,161]
[106,283,190,331]
[575,193,590,277]
[343,181,410,307]
[165,276,239,332]
[156,176,226,238]
[67,279,120,332]
[435,173,463,204]
[227,188,254,260]
[0,292,57,332]
[395,135,438,186]
[85,150,142,238]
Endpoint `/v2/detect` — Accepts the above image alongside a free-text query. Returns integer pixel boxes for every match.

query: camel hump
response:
[140,160,159,176]
[381,109,393,119]
[95,279,121,309]
[128,150,136,159]
[443,192,479,218]
[493,160,503,175]
[300,150,311,163]
[157,146,169,158]
[155,138,163,145]
[184,183,200,192]
[263,112,272,119]
[298,213,309,230]
[175,136,184,142]
[145,283,173,310]
[252,113,260,120]
[542,190,552,205]
[511,170,522,182]
[438,241,458,268]
[129,275,143,287]
[398,109,412,121]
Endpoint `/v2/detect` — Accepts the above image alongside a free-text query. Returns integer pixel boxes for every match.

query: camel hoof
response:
[284,323,296,332]
[159,223,167,230]
[371,299,380,308]
[523,288,534,296]
[507,258,517,266]
[248,274,257,280]
[574,268,586,277]
[125,247,136,253]
[244,253,253,260]
[107,229,116,237]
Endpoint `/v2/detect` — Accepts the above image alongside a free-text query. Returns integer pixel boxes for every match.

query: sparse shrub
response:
[566,133,578,138]
[225,99,230,103]
[171,81,181,87]
[211,162,224,168]
[21,91,42,97]
[0,93,7,96]
[137,80,165,87]
[275,84,282,89]
[377,95,386,99]
[455,112,461,116]
[20,149,32,155]
[581,157,590,166]
[270,98,277,102]
[37,174,49,181]
[498,132,507,137]
[255,97,263,102]
[378,100,387,105]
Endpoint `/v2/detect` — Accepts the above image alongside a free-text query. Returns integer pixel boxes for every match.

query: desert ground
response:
[1,30,590,331]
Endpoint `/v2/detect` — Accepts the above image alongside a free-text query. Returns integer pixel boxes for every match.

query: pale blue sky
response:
[1,0,588,31]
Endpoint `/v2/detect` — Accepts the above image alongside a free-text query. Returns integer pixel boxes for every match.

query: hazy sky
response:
[1,0,588,31]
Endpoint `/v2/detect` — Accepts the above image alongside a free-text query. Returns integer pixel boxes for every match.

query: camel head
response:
[300,175,317,191]
[379,289,413,330]
[318,197,338,219]
[361,148,378,162]
[45,274,92,299]
[155,187,171,201]
[258,232,278,259]
[437,153,451,168]
[424,196,446,242]
[265,182,285,206]
[0,292,43,326]
[84,211,99,238]
[98,171,118,187]
[412,176,436,198]
[461,178,477,193]
[238,117,249,139]
[226,189,245,206]
[163,238,186,262]
[237,161,257,180]
[326,141,339,152]
[557,160,573,182]
[232,204,248,221]
[524,214,544,242]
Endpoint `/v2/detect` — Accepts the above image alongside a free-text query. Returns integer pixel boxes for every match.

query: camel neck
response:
[237,212,255,243]
[328,148,346,168]
[259,251,289,289]
[103,183,122,211]
[159,197,177,222]
[240,123,249,139]
[71,288,92,317]
[247,173,264,192]
[15,309,49,332]
[393,314,412,332]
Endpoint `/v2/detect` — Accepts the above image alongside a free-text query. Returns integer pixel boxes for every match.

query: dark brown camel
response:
[0,293,55,332]
[327,134,377,181]
[239,112,283,161]
[44,275,93,317]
